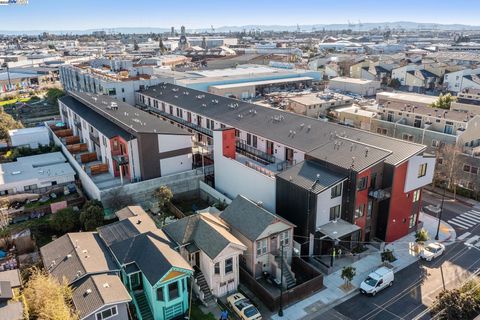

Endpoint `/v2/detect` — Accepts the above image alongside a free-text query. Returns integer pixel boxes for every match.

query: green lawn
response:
[189,303,217,320]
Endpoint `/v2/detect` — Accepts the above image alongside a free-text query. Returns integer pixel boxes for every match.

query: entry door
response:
[270,237,277,255]
[193,251,200,268]
[285,147,294,163]
[130,273,143,291]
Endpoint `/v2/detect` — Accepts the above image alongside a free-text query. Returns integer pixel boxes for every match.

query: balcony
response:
[236,140,276,164]
[89,132,100,146]
[140,103,213,137]
[368,187,391,201]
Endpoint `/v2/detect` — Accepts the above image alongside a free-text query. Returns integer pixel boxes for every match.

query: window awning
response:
[317,219,361,240]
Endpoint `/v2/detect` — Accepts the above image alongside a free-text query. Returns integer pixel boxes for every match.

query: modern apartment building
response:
[59,58,166,105]
[56,92,193,201]
[136,83,435,257]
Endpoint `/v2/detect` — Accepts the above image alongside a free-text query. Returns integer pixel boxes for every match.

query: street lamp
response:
[278,244,284,317]
[435,182,447,240]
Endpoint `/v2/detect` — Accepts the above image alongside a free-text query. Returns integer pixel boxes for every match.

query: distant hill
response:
[1,21,480,35]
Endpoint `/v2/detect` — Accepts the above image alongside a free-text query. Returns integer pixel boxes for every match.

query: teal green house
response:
[98,206,193,320]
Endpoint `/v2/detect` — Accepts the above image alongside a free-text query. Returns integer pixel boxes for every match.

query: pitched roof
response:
[72,274,131,319]
[115,205,148,221]
[40,232,118,285]
[220,195,295,241]
[141,83,426,165]
[163,212,246,259]
[98,208,192,285]
[276,160,347,194]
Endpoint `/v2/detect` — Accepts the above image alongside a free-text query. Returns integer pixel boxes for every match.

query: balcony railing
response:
[368,188,391,201]
[140,103,213,137]
[89,132,100,145]
[236,140,276,164]
[74,119,81,128]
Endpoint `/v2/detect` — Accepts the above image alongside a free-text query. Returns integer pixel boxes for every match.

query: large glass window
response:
[418,163,428,178]
[279,231,289,246]
[355,204,365,218]
[357,177,368,191]
[331,184,342,198]
[96,306,117,320]
[168,281,179,300]
[256,239,267,256]
[214,262,220,275]
[329,205,341,221]
[225,258,233,274]
[157,287,164,301]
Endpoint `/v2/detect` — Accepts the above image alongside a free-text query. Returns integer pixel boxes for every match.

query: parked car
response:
[420,242,445,261]
[360,267,394,296]
[227,293,262,320]
[67,184,77,194]
[49,192,57,200]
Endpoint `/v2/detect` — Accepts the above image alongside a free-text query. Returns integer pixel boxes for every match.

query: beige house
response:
[220,195,297,289]
[286,92,353,118]
[328,77,381,96]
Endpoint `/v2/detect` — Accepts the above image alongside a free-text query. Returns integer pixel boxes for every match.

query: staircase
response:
[194,267,214,304]
[275,256,296,289]
[134,291,154,320]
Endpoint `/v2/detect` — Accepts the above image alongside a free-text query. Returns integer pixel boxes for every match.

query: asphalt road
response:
[319,194,480,320]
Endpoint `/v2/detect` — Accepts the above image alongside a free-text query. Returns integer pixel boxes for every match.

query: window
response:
[355,204,365,218]
[331,183,342,198]
[472,167,479,175]
[370,173,377,189]
[409,213,417,228]
[280,231,289,246]
[376,128,387,135]
[24,184,37,191]
[214,262,220,275]
[402,133,414,142]
[157,287,164,301]
[418,163,428,178]
[96,306,118,320]
[252,135,257,148]
[246,133,252,146]
[168,281,180,300]
[256,239,267,256]
[357,177,368,191]
[367,199,373,218]
[413,190,421,202]
[169,105,174,115]
[431,139,440,148]
[438,157,443,165]
[225,258,233,274]
[329,205,341,221]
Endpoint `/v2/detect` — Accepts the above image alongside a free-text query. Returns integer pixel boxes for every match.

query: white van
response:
[359,267,394,296]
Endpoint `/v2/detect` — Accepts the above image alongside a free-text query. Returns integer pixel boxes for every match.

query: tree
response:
[415,228,429,245]
[50,208,80,234]
[23,267,78,320]
[159,37,166,54]
[133,39,139,51]
[430,93,457,110]
[103,188,133,211]
[0,106,23,140]
[154,185,173,212]
[341,266,356,287]
[46,88,65,107]
[430,280,480,319]
[79,200,104,231]
[388,78,401,89]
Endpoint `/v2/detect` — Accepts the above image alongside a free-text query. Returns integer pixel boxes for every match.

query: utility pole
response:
[435,182,446,240]
[278,244,284,317]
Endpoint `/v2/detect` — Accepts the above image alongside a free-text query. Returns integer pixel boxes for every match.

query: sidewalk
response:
[424,186,479,208]
[270,212,455,320]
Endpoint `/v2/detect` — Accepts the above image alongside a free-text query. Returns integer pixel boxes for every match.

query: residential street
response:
[319,192,480,320]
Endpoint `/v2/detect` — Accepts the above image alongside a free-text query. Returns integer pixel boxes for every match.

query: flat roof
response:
[317,219,361,240]
[141,83,427,165]
[0,152,75,187]
[330,77,376,85]
[335,106,377,117]
[377,91,438,105]
[65,92,191,136]
[8,126,48,136]
[288,92,352,106]
[209,76,313,90]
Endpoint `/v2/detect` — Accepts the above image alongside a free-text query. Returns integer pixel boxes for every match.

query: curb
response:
[424,188,476,207]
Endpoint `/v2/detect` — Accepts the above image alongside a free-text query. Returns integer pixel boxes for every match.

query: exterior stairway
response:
[194,266,214,304]
[275,256,296,289]
[134,291,154,320]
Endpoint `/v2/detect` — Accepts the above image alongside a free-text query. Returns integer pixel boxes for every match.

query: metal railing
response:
[368,187,391,201]
[236,140,276,164]
[89,132,100,145]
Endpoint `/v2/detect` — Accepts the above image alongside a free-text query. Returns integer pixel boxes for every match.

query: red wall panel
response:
[222,128,236,159]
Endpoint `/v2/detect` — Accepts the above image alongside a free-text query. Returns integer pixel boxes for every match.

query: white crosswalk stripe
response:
[458,232,472,240]
[455,215,479,225]
[448,219,470,229]
[465,236,480,245]
[466,211,480,219]
[463,212,480,221]
[452,217,476,226]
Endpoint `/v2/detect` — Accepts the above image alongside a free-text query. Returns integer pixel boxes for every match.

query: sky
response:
[0,0,479,31]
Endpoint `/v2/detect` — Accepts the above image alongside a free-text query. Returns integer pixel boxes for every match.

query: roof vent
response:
[11,171,21,175]
[137,219,142,225]
[66,254,72,258]
[85,289,92,295]
[365,147,369,157]
[103,283,110,288]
